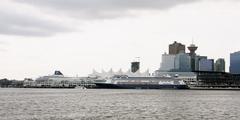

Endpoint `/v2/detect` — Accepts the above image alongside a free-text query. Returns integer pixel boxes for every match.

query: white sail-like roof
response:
[89,68,151,78]
[142,69,150,77]
[92,69,99,75]
[108,68,114,75]
[101,69,106,74]
[125,69,132,76]
[132,70,140,77]
[116,69,124,75]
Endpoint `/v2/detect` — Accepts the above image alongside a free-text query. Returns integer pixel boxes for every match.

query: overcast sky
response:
[0,0,240,79]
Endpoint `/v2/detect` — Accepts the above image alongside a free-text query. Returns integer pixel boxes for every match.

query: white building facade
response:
[159,53,176,72]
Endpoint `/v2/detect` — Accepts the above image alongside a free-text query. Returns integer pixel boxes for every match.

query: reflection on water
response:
[0,88,240,120]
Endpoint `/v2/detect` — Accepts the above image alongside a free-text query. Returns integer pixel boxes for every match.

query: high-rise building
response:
[230,51,240,74]
[169,41,185,55]
[131,61,140,73]
[199,58,214,71]
[214,58,225,72]
[159,53,176,72]
[194,56,207,71]
[174,52,191,72]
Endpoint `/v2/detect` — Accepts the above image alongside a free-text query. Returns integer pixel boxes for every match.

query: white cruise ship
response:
[23,71,93,88]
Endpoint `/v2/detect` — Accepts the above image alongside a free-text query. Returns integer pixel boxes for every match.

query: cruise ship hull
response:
[95,83,189,89]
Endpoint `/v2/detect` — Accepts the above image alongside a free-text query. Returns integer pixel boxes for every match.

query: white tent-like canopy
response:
[89,69,150,78]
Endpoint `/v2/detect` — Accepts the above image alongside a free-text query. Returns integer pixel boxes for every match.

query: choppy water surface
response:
[0,88,240,120]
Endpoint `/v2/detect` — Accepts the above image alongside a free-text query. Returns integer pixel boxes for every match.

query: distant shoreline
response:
[189,87,240,91]
[2,87,240,91]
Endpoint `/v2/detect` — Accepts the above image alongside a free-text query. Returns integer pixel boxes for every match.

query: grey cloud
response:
[2,0,236,37]
[16,0,200,19]
[0,2,72,37]
[4,0,200,37]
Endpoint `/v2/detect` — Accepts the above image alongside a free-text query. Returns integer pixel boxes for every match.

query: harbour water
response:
[0,88,240,120]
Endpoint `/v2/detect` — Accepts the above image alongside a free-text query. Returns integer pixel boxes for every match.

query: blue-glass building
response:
[230,51,240,74]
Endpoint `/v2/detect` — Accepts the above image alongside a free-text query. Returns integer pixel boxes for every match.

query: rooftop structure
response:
[188,44,198,56]
[169,41,186,55]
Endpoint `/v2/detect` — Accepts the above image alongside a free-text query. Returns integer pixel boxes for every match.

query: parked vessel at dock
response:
[23,71,94,88]
[94,75,189,89]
